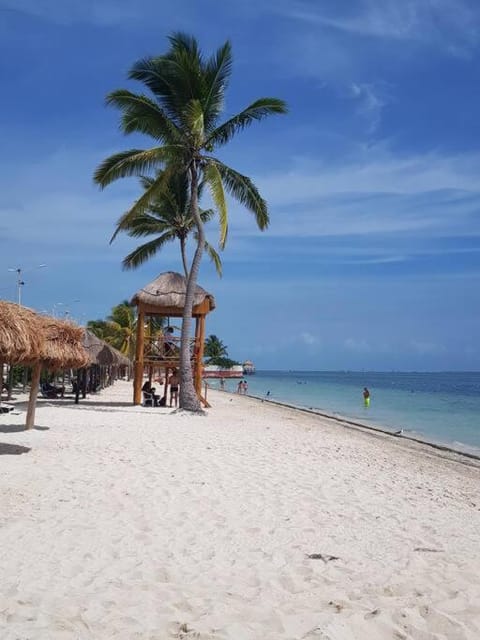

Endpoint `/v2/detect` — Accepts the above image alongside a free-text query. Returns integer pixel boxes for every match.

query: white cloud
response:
[409,340,447,355]
[300,332,320,346]
[0,0,194,26]
[279,0,480,53]
[350,82,389,133]
[344,338,372,352]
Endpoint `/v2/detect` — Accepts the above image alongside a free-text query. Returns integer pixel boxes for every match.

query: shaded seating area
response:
[40,382,65,399]
[76,330,132,403]
[0,301,89,428]
[131,272,215,406]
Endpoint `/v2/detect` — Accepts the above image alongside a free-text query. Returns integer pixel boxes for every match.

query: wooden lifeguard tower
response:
[131,271,215,405]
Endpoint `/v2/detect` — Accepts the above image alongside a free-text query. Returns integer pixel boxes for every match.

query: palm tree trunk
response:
[179,162,204,412]
[180,236,189,278]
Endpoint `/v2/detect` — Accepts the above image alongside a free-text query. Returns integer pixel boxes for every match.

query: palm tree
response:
[204,334,228,364]
[115,172,222,277]
[94,33,287,412]
[107,300,137,359]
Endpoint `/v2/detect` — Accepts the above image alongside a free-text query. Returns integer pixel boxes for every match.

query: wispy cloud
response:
[0,0,194,26]
[349,82,390,133]
[279,0,480,53]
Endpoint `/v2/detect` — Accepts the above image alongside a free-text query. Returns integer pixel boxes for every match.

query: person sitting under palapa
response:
[41,380,65,398]
[141,380,164,407]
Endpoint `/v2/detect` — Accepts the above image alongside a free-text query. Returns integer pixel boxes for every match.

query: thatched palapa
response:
[83,330,131,366]
[0,301,44,365]
[39,318,89,370]
[131,271,215,315]
[131,272,215,406]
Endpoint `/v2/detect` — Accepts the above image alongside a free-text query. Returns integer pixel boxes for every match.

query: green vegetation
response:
[94,33,286,411]
[114,173,222,277]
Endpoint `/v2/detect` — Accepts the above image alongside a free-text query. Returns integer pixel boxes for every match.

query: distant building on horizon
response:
[243,360,255,375]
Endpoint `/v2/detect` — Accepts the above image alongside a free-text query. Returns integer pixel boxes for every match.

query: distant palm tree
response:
[86,319,112,342]
[204,334,228,364]
[107,300,137,359]
[94,32,287,412]
[114,173,222,277]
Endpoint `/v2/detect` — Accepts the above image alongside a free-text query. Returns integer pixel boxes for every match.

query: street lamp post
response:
[8,264,47,306]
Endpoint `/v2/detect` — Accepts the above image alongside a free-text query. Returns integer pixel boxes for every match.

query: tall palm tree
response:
[94,32,287,412]
[115,173,222,277]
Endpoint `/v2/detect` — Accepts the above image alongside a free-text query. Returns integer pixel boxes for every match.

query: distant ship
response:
[243,360,255,375]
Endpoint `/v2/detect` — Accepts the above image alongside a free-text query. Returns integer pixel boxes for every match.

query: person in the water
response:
[363,387,370,407]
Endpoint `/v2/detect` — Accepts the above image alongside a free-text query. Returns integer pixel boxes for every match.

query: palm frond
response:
[203,40,232,130]
[204,240,223,277]
[110,169,175,242]
[122,233,174,270]
[204,161,228,247]
[94,147,177,188]
[106,90,182,142]
[209,159,269,230]
[205,98,287,148]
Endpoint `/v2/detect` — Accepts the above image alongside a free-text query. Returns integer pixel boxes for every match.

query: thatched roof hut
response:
[83,330,131,367]
[39,318,89,370]
[130,272,215,406]
[0,301,44,365]
[131,271,215,315]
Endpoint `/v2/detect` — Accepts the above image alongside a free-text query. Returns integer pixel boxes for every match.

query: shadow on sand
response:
[0,442,31,455]
[0,425,49,433]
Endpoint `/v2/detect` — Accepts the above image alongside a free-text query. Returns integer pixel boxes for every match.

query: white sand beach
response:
[1,381,479,640]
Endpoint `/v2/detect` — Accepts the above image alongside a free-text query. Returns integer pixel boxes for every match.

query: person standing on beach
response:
[168,369,180,407]
[243,380,248,395]
[363,387,370,407]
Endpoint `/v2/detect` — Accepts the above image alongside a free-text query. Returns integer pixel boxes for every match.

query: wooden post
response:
[75,368,81,404]
[133,306,145,405]
[195,315,206,397]
[7,363,14,400]
[26,362,42,429]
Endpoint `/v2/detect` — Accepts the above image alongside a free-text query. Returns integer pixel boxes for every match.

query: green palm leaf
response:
[208,159,269,229]
[204,161,228,247]
[205,98,287,148]
[122,233,174,270]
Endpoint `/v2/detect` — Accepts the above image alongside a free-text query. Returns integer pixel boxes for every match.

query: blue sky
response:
[1,0,479,371]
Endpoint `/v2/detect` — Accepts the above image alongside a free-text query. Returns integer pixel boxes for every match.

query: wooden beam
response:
[134,306,145,405]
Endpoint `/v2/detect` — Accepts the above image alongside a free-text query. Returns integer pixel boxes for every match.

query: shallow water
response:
[215,371,480,454]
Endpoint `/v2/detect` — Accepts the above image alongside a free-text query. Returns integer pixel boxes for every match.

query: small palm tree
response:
[107,300,137,359]
[115,172,222,277]
[204,334,228,364]
[94,33,287,411]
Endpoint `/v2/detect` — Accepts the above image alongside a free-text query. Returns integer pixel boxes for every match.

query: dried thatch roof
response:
[39,318,89,370]
[131,271,215,312]
[83,330,131,367]
[0,301,44,364]
[0,301,88,369]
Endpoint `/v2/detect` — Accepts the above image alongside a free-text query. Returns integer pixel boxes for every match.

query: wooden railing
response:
[143,336,197,363]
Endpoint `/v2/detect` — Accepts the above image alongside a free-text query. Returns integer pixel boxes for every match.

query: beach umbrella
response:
[25,317,89,428]
[0,301,43,365]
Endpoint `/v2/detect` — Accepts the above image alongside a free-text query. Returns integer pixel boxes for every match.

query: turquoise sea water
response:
[213,371,480,455]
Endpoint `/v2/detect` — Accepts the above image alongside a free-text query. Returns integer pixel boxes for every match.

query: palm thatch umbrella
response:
[0,301,43,365]
[25,317,88,428]
[83,329,131,366]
